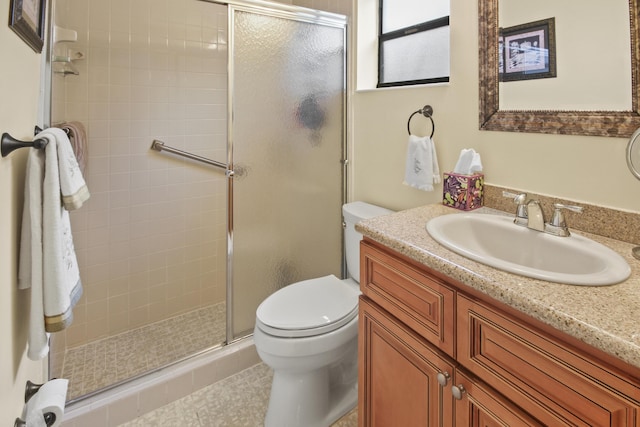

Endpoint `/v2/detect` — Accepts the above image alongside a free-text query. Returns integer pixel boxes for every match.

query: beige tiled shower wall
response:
[49,0,351,374]
[52,0,230,351]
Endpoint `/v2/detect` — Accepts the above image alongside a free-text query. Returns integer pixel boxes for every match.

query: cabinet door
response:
[458,294,640,427]
[359,297,455,427]
[453,370,544,426]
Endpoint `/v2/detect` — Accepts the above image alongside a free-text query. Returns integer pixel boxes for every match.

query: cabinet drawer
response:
[457,294,640,427]
[360,240,455,357]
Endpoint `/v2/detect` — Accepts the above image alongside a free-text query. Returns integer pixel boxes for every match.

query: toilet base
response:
[264,366,357,427]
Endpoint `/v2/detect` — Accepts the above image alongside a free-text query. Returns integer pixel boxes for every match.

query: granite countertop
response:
[356,204,640,370]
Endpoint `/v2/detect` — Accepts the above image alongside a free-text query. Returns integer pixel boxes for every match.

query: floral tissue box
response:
[442,172,484,211]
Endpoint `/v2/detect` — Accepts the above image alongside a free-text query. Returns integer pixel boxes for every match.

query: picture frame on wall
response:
[499,17,556,82]
[9,0,46,53]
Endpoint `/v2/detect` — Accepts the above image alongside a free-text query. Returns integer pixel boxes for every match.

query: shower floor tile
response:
[63,303,226,400]
[119,362,358,427]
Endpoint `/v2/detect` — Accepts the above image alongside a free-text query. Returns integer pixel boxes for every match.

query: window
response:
[378,0,450,87]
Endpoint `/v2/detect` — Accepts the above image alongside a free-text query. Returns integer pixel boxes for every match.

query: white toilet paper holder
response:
[14,381,57,427]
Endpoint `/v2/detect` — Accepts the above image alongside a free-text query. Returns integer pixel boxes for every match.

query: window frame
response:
[378,1,450,88]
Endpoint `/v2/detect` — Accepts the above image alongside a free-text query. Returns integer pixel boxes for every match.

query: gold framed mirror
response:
[479,0,640,137]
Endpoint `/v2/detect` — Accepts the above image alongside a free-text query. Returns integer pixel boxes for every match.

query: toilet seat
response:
[256,275,360,338]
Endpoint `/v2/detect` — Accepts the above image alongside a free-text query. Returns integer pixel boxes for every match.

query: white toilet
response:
[254,201,393,427]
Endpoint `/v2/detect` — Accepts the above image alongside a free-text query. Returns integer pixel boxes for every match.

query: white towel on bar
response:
[19,128,85,361]
[403,135,441,191]
[19,148,47,360]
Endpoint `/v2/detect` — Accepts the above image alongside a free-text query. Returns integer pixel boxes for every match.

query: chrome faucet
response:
[525,200,545,232]
[502,192,583,237]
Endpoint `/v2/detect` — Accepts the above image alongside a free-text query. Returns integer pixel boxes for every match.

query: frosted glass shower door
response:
[229,7,347,338]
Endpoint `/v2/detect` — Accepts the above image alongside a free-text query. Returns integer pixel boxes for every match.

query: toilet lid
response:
[256,275,360,338]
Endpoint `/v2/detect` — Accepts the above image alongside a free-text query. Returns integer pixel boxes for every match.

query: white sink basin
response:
[426,213,631,286]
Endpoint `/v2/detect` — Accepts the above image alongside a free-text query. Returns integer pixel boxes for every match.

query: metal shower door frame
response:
[223,0,348,344]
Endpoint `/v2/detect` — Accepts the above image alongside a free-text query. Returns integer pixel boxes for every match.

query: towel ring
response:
[407,105,435,138]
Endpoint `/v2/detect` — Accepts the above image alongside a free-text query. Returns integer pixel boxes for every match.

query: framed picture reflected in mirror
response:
[500,17,556,82]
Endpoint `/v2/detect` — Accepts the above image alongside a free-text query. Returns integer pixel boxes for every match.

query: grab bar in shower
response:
[150,140,229,173]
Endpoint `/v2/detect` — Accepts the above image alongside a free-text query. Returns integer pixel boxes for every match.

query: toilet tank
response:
[342,202,393,283]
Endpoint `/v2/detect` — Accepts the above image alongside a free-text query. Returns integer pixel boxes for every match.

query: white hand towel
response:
[19,149,49,360]
[19,129,84,360]
[403,135,441,191]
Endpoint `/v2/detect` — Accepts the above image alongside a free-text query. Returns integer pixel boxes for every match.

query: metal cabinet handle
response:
[436,371,450,387]
[451,384,466,400]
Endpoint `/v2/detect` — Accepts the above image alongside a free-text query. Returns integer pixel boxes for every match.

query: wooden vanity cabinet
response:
[358,239,640,427]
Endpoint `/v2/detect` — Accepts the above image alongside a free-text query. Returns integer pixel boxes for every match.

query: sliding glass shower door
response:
[48,0,346,401]
[228,6,347,338]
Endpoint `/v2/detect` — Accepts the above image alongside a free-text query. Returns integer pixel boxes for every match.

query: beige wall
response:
[352,0,640,214]
[0,0,47,423]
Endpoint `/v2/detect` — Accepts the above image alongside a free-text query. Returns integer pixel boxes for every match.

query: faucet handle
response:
[546,203,583,236]
[553,203,583,214]
[502,191,528,225]
[502,191,527,204]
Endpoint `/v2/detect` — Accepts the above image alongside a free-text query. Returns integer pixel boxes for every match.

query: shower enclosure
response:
[47,0,347,402]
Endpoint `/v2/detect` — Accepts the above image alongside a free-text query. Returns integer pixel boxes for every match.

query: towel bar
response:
[150,140,229,173]
[407,105,435,138]
[1,130,48,157]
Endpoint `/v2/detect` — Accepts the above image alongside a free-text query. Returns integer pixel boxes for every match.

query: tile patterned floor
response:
[63,303,227,400]
[120,362,358,427]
